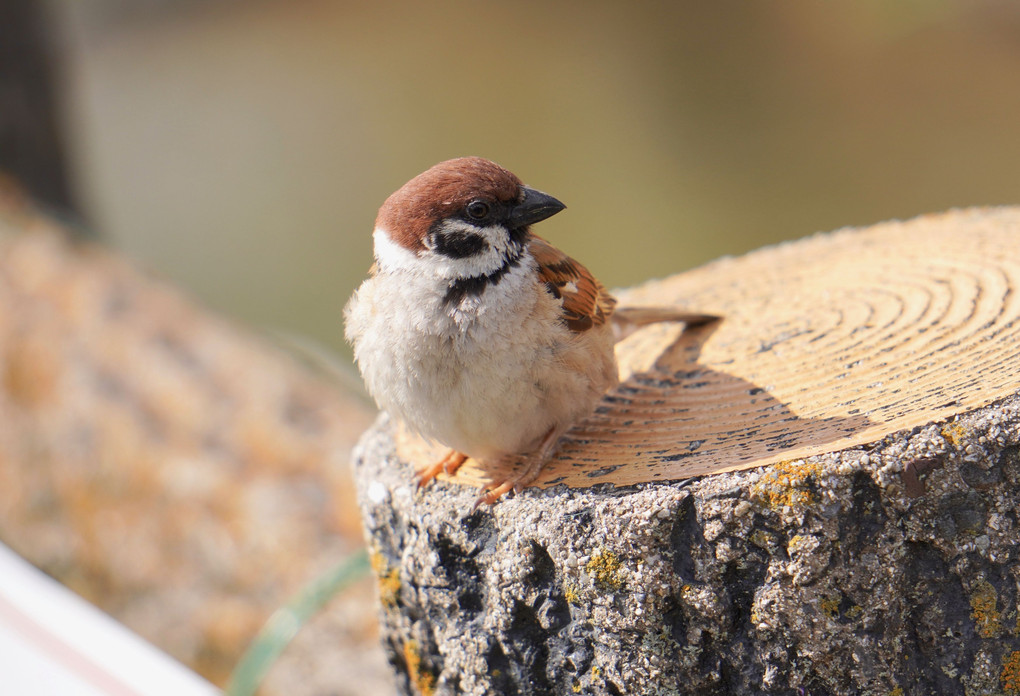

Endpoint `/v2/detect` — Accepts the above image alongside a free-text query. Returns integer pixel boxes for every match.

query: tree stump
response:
[354,207,1020,696]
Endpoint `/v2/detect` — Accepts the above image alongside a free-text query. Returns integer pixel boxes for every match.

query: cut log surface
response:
[357,208,1020,696]
[398,207,1020,489]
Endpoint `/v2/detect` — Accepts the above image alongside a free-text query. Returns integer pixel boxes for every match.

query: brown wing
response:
[530,236,616,332]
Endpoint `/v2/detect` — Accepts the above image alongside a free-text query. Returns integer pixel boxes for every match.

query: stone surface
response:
[355,397,1020,695]
[354,209,1020,695]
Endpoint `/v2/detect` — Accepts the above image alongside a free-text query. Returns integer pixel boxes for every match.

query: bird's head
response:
[372,157,566,279]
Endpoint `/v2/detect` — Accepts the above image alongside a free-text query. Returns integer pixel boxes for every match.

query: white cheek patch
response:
[372,227,422,272]
[374,222,521,280]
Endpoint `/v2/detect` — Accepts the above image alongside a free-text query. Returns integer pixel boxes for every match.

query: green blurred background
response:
[24,0,1020,355]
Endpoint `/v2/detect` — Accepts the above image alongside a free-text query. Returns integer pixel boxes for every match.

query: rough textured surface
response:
[356,402,1020,695]
[355,209,1020,695]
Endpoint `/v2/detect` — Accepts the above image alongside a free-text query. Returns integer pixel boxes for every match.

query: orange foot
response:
[472,425,565,508]
[416,449,468,489]
[472,452,551,509]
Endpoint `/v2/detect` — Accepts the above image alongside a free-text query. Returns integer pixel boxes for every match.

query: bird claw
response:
[471,465,544,508]
[471,433,561,508]
[416,449,467,488]
[472,480,515,510]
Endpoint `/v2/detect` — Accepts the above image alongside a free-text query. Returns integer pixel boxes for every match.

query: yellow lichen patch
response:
[820,595,840,619]
[1002,651,1020,695]
[941,423,968,447]
[404,639,435,696]
[787,535,809,553]
[371,551,401,607]
[565,584,580,605]
[970,579,1002,638]
[750,459,822,509]
[586,550,624,591]
[572,679,582,693]
[888,687,904,696]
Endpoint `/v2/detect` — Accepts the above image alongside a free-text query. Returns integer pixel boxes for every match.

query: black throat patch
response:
[442,253,522,307]
[432,230,487,259]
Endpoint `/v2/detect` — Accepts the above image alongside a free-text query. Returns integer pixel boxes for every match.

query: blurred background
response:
[9,0,1020,357]
[3,0,1020,694]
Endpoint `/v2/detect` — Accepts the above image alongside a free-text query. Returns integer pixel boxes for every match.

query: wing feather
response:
[530,236,616,332]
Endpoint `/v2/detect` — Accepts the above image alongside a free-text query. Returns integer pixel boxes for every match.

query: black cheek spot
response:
[433,231,488,259]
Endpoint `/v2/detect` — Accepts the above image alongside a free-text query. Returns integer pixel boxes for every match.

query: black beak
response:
[508,186,566,228]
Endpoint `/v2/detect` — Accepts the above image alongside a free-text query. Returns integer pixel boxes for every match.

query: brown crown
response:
[376,157,523,251]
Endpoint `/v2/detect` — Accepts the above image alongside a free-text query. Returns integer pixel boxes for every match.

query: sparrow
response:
[345,157,713,506]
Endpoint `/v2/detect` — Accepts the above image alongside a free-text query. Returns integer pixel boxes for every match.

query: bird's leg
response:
[416,449,468,488]
[473,425,565,508]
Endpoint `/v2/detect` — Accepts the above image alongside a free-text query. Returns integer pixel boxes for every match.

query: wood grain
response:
[398,207,1020,489]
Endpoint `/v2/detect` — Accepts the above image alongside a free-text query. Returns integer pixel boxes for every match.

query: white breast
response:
[344,228,617,462]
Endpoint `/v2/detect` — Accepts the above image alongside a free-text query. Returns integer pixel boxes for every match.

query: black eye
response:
[465,200,490,220]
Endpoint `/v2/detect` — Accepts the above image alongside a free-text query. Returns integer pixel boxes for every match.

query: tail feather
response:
[611,306,720,342]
